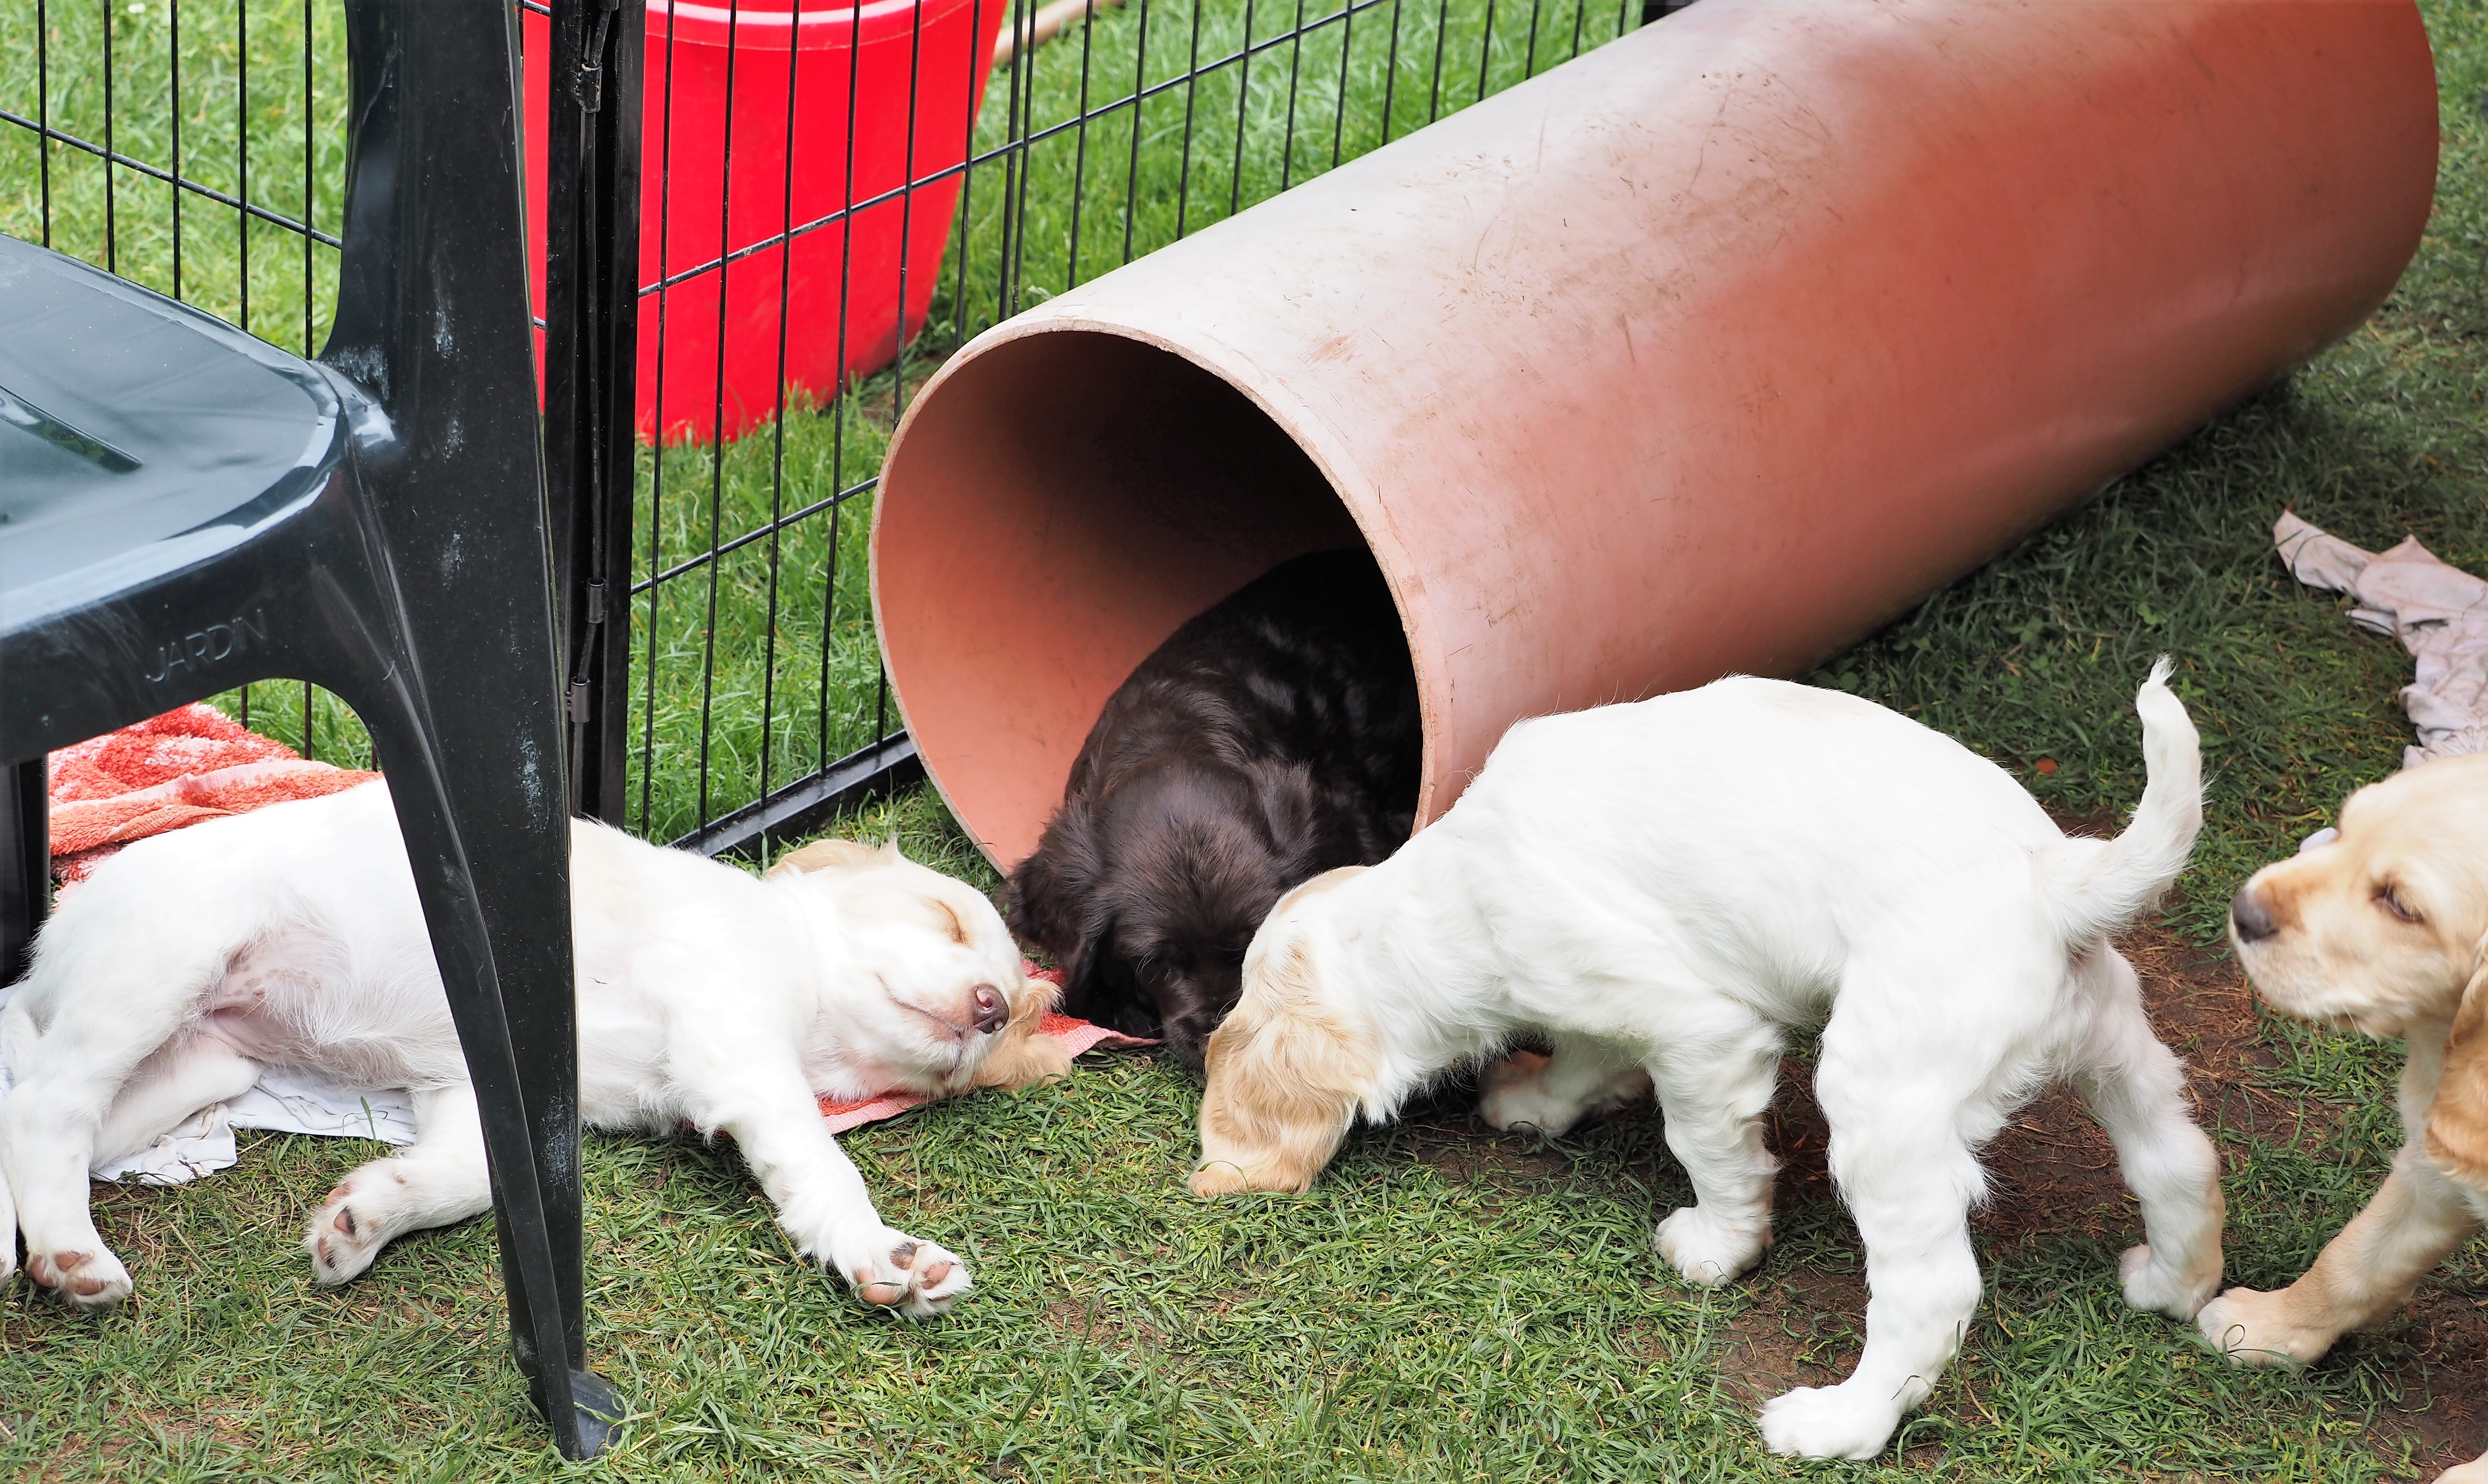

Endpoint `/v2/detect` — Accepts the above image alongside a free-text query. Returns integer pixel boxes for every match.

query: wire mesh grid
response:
[0,0,1660,853]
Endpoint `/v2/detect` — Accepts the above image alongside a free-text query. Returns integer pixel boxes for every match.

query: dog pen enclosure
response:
[0,0,1684,860]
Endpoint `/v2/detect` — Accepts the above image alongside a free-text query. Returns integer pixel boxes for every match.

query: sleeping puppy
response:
[1007,549,1422,1070]
[1192,664,2225,1461]
[2204,752,2488,1484]
[0,782,1066,1316]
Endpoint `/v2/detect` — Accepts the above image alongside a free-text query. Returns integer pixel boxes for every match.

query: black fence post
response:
[544,0,645,825]
[1641,0,1696,26]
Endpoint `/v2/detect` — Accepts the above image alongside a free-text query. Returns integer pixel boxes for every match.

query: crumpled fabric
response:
[2275,511,2488,769]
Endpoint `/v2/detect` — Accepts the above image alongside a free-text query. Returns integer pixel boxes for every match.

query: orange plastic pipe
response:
[873,0,2438,870]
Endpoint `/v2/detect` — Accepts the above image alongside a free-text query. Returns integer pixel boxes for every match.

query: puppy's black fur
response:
[1006,549,1422,1071]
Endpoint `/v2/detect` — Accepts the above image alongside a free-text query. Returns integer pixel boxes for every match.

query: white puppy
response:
[0,782,1067,1317]
[1191,664,2225,1460]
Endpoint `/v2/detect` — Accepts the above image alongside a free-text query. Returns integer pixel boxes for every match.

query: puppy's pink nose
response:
[971,985,1007,1034]
[2231,884,2278,943]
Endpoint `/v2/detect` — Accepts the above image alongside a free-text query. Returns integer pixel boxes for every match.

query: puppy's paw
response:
[1478,1052,1571,1135]
[2196,1286,2325,1369]
[302,1177,397,1285]
[829,1226,972,1319]
[2119,1242,2218,1320]
[25,1245,133,1310]
[2435,1455,2488,1484]
[1189,1162,1257,1198]
[1654,1205,1768,1289]
[1757,1382,1902,1460]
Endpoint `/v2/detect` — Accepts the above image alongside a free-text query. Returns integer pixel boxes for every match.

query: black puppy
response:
[1006,549,1422,1071]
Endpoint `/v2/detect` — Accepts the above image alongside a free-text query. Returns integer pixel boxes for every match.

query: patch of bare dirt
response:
[2346,1285,2488,1478]
[1361,1076,1579,1188]
[1710,1259,1868,1409]
[1044,1293,1167,1354]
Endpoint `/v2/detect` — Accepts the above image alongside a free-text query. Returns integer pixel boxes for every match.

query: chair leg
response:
[345,679,620,1459]
[0,757,48,985]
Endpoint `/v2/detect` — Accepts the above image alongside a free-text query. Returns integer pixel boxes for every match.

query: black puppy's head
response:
[1007,759,1318,1072]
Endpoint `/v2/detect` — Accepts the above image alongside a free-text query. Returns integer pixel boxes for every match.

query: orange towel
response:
[47,703,377,884]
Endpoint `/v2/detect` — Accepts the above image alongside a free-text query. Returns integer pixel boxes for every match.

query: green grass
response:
[6,0,2488,1479]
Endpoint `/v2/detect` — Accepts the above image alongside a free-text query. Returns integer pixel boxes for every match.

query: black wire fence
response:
[0,0,1678,859]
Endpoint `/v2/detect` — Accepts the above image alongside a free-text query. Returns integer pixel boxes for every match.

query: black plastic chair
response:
[0,0,617,1459]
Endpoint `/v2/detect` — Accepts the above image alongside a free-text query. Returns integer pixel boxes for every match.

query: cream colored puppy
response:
[1194,664,2224,1461]
[0,783,1066,1317]
[2208,751,2488,1484]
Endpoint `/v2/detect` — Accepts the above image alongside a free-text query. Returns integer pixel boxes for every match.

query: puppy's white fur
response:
[0,782,1064,1317]
[2208,752,2488,1484]
[1194,665,2224,1461]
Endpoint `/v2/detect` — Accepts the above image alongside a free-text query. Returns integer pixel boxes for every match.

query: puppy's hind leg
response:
[95,1035,262,1167]
[303,1081,493,1285]
[1479,1035,1651,1138]
[1758,996,1986,1461]
[1645,1013,1783,1290]
[1,995,220,1309]
[2067,945,2224,1319]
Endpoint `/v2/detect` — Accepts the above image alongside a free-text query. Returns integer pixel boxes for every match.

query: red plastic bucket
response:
[525,0,1007,445]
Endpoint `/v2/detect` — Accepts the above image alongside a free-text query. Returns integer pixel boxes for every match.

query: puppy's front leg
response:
[2198,1151,2482,1368]
[303,1081,493,1284]
[682,1052,971,1318]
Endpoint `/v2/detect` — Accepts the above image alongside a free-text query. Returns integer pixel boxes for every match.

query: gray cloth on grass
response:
[2276,511,2488,769]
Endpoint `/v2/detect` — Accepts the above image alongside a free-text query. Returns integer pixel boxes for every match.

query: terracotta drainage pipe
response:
[874,0,2439,871]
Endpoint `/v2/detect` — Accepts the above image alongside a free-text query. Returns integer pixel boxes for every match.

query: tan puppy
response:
[2210,752,2488,1484]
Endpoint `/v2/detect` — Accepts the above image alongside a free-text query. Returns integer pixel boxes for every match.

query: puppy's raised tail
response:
[2040,658,2203,944]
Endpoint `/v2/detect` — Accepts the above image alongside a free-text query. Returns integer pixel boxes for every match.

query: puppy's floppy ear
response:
[1005,799,1116,1009]
[1189,938,1376,1197]
[1247,761,1325,871]
[769,838,887,877]
[2424,931,2488,1188]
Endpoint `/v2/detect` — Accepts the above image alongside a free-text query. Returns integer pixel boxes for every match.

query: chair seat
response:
[0,235,350,631]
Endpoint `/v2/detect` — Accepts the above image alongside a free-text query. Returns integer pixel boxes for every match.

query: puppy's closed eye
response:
[2377,882,2423,924]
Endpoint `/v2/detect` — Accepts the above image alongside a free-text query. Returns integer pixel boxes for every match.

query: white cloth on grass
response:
[2276,511,2488,769]
[0,981,415,1187]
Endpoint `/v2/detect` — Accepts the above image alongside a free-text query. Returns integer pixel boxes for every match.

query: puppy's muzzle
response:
[2231,884,2278,944]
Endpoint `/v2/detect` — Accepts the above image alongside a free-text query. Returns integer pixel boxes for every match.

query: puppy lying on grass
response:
[2211,752,2488,1484]
[1008,549,1422,1071]
[0,784,1065,1317]
[1192,664,2225,1460]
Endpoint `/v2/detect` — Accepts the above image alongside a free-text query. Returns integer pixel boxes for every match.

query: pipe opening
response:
[875,330,1403,869]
